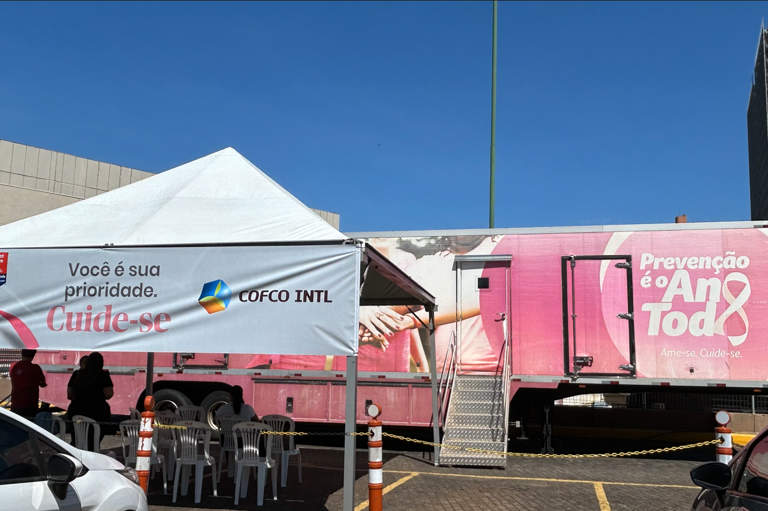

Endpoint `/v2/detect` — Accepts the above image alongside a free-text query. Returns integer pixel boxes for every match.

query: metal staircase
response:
[439,374,508,467]
[437,254,512,467]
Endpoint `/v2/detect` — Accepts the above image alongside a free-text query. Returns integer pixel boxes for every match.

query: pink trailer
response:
[28,221,768,435]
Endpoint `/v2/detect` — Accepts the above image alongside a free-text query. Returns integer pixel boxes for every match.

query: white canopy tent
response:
[0,148,436,511]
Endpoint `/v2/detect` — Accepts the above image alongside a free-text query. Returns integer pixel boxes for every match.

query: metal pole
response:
[489,0,498,229]
[457,264,463,372]
[343,355,359,511]
[428,308,440,465]
[145,353,155,397]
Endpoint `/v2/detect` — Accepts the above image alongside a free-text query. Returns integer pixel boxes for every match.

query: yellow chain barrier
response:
[152,423,724,457]
[153,423,371,436]
[381,432,724,459]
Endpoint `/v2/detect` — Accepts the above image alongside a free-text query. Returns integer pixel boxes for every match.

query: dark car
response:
[691,428,768,510]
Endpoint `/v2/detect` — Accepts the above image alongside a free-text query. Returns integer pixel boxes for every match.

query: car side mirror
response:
[691,461,731,490]
[48,453,83,500]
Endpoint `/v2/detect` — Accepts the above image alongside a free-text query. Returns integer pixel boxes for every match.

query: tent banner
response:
[0,245,360,355]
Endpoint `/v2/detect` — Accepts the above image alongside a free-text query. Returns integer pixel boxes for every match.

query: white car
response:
[0,407,148,511]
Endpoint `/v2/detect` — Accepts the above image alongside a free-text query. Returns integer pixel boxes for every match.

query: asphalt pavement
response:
[137,443,703,511]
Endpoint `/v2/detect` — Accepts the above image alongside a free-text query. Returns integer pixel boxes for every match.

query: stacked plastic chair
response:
[155,410,181,480]
[262,414,302,487]
[171,420,218,504]
[215,414,242,482]
[119,419,168,494]
[233,422,278,506]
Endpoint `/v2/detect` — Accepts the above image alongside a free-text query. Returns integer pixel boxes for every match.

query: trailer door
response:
[455,255,512,374]
[562,255,636,378]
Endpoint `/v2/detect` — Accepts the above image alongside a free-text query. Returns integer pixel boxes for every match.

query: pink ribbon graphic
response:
[714,272,751,347]
[0,309,40,349]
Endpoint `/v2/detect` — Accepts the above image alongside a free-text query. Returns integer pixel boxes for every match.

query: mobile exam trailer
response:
[26,220,768,438]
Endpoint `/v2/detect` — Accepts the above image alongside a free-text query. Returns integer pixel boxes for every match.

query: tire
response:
[152,389,192,413]
[200,390,231,432]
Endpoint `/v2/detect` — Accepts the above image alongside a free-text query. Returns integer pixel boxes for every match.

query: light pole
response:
[489,1,497,229]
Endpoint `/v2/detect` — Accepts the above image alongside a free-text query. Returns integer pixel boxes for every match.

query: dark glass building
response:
[748,25,768,221]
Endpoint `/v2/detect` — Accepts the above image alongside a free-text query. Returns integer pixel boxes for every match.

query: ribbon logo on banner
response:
[0,252,39,348]
[714,272,751,347]
[0,310,40,349]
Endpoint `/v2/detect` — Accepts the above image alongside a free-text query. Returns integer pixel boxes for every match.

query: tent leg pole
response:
[145,353,155,398]
[343,355,358,511]
[428,309,440,465]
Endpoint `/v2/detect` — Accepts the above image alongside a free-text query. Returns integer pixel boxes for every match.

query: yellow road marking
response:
[382,469,697,489]
[733,433,755,445]
[354,472,419,511]
[594,483,611,511]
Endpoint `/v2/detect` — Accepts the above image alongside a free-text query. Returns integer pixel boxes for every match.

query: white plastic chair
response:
[119,420,168,494]
[177,405,204,422]
[33,412,53,431]
[34,412,67,440]
[171,420,218,504]
[262,414,302,487]
[155,411,181,480]
[215,414,242,482]
[129,407,141,420]
[52,415,67,441]
[72,415,101,452]
[233,422,277,506]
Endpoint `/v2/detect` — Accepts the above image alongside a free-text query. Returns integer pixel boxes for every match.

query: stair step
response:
[446,414,504,428]
[451,389,504,400]
[454,387,503,393]
[439,440,508,467]
[456,377,504,392]
[441,439,507,452]
[450,401,505,414]
[443,427,506,442]
[439,453,507,467]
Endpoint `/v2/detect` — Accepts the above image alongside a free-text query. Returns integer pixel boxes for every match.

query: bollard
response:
[136,396,156,494]
[367,403,383,511]
[715,410,732,464]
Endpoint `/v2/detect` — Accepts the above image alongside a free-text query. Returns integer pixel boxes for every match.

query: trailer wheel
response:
[152,389,191,412]
[201,390,231,431]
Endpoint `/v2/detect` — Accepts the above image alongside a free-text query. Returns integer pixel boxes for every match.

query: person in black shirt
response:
[67,352,114,450]
[66,355,88,402]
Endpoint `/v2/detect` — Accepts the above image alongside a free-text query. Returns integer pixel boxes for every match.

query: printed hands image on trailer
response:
[0,147,436,511]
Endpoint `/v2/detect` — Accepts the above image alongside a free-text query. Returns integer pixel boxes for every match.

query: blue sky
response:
[0,2,766,232]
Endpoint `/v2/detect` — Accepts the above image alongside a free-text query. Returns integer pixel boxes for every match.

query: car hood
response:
[78,450,125,470]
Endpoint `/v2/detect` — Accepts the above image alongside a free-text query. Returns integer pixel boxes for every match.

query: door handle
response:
[496,313,508,342]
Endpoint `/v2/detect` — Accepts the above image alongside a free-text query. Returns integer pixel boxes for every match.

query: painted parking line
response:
[594,483,610,511]
[733,433,755,445]
[354,472,419,511]
[373,469,697,511]
[383,469,697,489]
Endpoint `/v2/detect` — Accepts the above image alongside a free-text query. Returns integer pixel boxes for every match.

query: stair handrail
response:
[501,320,512,446]
[437,331,457,427]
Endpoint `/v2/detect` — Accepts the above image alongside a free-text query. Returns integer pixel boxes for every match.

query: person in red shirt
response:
[10,349,47,418]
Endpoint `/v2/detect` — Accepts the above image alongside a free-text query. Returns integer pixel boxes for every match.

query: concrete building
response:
[0,139,339,229]
[748,26,768,221]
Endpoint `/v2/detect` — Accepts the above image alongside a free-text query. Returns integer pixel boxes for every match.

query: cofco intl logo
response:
[198,279,232,314]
